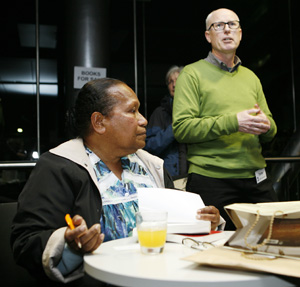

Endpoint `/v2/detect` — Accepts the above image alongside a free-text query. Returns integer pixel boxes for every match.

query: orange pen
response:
[65,214,82,248]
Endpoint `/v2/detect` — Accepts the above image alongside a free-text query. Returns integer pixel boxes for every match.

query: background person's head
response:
[165,65,183,97]
[205,8,242,57]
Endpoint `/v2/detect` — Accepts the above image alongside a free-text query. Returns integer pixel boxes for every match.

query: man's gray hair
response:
[165,65,183,85]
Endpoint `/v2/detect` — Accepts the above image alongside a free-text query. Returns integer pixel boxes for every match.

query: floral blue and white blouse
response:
[86,147,157,241]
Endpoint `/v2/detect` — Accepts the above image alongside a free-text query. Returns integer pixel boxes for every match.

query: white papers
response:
[137,188,204,222]
[137,188,210,234]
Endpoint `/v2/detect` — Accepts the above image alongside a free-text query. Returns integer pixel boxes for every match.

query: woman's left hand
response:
[196,205,220,231]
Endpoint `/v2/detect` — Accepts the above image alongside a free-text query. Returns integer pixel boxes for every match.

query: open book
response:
[137,188,211,234]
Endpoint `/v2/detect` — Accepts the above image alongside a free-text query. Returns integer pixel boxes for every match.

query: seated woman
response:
[11,78,223,284]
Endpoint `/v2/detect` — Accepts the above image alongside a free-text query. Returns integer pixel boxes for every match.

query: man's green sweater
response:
[172,59,277,179]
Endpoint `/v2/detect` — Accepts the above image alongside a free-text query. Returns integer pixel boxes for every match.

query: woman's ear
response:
[91,111,106,134]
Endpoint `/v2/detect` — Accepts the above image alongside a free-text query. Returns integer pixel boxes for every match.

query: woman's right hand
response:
[64,214,105,253]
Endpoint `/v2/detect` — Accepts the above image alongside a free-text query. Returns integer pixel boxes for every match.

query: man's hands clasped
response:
[237,104,271,135]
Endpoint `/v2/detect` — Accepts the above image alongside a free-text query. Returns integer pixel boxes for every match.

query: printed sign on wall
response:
[74,66,107,89]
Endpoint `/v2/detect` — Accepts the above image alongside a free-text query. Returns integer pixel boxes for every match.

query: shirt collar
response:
[85,146,133,173]
[205,51,241,72]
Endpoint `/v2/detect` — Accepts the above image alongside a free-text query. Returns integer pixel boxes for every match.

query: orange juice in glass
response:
[136,211,167,254]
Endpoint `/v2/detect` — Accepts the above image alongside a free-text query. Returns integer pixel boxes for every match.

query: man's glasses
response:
[208,21,240,31]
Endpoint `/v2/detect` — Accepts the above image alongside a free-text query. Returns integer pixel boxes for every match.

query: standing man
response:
[145,65,188,178]
[172,8,278,230]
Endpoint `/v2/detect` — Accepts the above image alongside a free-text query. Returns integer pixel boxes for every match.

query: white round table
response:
[84,235,296,287]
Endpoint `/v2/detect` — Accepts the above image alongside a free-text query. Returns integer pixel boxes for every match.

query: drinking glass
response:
[135,210,168,255]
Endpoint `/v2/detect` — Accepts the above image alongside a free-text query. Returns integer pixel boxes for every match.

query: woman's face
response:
[103,84,148,156]
[167,72,179,97]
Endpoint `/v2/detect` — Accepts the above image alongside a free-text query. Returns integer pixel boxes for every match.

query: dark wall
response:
[0,0,298,158]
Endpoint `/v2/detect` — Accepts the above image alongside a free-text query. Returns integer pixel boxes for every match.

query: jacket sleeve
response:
[163,168,174,189]
[145,125,175,155]
[145,107,175,156]
[42,228,84,283]
[10,152,98,282]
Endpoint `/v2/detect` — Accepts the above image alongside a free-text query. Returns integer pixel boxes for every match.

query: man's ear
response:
[205,30,211,43]
[91,111,106,134]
